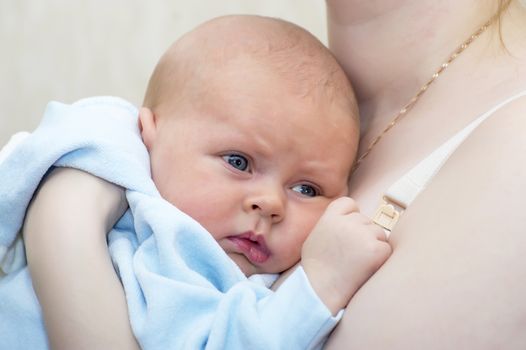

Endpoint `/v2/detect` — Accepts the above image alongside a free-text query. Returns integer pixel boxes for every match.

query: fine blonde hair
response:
[142,15,358,121]
[495,0,518,48]
[497,0,512,26]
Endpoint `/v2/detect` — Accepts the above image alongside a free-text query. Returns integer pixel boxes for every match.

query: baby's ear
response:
[138,107,157,151]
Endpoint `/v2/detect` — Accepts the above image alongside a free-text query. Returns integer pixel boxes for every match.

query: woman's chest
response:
[348,96,494,216]
[349,82,526,218]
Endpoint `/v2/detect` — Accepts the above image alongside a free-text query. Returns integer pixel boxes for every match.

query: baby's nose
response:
[244,183,285,223]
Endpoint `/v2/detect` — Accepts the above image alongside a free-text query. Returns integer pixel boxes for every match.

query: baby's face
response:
[144,58,358,276]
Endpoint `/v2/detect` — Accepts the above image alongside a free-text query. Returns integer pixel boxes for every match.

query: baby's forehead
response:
[198,80,357,161]
[150,15,358,141]
[179,17,349,86]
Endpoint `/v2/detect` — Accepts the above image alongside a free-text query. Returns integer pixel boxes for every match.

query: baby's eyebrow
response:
[297,170,347,193]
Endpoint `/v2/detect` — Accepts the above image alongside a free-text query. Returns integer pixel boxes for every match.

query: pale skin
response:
[139,54,360,278]
[137,49,389,313]
[23,16,391,349]
[24,168,137,350]
[25,1,526,347]
[324,0,526,348]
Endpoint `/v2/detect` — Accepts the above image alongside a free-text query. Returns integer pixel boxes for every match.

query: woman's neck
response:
[326,0,495,118]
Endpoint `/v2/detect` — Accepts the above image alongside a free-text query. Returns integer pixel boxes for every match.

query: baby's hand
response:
[301,197,391,315]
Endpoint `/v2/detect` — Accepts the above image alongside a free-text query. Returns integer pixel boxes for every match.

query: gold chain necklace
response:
[363,16,499,232]
[352,18,495,172]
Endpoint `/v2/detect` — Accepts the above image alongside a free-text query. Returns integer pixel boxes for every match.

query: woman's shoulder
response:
[431,89,526,180]
[324,92,526,350]
[458,91,526,169]
[477,90,526,136]
[406,91,526,227]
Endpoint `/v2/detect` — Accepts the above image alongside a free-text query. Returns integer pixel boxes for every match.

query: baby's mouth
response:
[228,232,271,264]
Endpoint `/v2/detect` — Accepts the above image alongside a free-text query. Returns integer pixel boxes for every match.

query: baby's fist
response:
[302,197,392,314]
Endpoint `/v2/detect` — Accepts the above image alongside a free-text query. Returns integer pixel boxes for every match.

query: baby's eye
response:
[223,154,250,172]
[291,184,319,198]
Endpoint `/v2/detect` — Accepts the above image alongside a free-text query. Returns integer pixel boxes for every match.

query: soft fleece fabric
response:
[0,97,340,350]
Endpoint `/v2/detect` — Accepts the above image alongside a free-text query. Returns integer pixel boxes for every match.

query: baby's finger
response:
[346,212,373,225]
[368,222,389,242]
[326,196,360,215]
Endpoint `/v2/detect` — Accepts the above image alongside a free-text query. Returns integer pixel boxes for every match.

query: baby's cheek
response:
[287,206,328,249]
[272,230,308,271]
[301,206,328,237]
[165,192,218,232]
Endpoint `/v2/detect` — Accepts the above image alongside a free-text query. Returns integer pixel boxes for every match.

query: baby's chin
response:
[228,252,281,277]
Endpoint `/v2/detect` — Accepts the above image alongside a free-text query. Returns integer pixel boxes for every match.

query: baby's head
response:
[139,15,359,276]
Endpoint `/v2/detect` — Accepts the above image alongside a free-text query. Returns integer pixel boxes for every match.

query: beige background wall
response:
[0,0,327,146]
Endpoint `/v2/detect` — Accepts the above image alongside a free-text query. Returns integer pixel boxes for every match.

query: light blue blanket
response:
[0,97,340,349]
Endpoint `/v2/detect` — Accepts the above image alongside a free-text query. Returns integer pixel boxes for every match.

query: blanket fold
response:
[0,96,340,350]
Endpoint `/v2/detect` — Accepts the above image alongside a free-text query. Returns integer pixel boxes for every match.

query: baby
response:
[138,14,390,302]
[140,15,366,278]
[4,15,390,349]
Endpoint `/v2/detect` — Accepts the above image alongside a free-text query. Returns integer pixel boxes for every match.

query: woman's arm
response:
[24,167,139,350]
[325,100,526,349]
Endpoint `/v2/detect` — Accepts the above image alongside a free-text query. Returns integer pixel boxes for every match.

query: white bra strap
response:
[374,89,526,234]
[385,89,526,208]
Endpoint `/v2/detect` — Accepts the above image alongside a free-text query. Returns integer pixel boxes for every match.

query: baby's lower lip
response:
[228,237,270,264]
